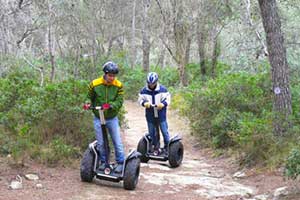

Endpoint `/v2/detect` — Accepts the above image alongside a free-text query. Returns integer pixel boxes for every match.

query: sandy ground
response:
[0,100,299,200]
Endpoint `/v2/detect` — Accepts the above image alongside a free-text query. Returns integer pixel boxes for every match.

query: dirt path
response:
[0,101,297,200]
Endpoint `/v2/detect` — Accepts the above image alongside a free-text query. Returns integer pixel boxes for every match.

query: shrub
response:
[285,148,300,180]
[121,66,145,100]
[0,70,97,163]
[186,72,272,150]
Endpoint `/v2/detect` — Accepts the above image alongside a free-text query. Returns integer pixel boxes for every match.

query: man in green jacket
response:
[87,61,125,173]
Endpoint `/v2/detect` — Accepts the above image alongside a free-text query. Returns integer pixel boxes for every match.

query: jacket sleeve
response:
[138,89,148,106]
[161,90,171,107]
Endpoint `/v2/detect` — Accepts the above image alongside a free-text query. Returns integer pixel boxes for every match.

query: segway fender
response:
[88,140,97,149]
[169,135,182,145]
[126,149,142,161]
[88,140,98,171]
[144,133,152,142]
[143,133,152,152]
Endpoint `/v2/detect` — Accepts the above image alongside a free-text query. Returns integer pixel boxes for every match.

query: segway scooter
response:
[137,104,184,168]
[80,105,141,190]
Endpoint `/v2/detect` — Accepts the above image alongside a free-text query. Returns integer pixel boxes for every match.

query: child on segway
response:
[138,72,171,156]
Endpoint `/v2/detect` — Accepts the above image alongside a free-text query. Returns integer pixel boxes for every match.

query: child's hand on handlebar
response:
[144,102,151,108]
[157,103,164,110]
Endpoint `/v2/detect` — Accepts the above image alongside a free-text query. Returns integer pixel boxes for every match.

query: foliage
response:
[120,66,145,100]
[290,81,300,124]
[180,72,275,164]
[285,147,300,180]
[38,137,80,166]
[151,66,180,88]
[235,113,275,166]
[185,62,231,82]
[0,68,97,164]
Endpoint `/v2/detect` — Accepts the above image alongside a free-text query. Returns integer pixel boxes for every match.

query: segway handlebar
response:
[83,102,111,110]
[150,104,159,118]
[83,104,107,124]
[90,106,103,110]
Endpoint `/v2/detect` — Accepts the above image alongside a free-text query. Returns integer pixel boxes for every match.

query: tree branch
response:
[245,0,268,56]
[23,56,44,87]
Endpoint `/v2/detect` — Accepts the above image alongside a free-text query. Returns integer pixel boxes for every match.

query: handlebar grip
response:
[90,106,102,110]
[84,105,102,110]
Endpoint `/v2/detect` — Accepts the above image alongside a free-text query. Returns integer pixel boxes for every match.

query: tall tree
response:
[169,0,189,86]
[258,0,292,136]
[130,0,137,68]
[47,0,56,82]
[142,0,150,72]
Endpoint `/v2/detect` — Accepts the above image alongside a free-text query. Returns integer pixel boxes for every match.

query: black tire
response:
[123,158,140,190]
[137,138,149,163]
[80,148,95,182]
[168,141,184,168]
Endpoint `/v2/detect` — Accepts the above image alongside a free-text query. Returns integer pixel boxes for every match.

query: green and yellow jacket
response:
[88,76,124,119]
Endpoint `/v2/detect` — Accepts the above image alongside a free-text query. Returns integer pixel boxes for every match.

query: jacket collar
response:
[146,83,160,91]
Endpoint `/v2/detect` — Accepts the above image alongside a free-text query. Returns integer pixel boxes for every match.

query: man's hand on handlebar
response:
[83,103,111,110]
[102,103,111,110]
[83,103,91,110]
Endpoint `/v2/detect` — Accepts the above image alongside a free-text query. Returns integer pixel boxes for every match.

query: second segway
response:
[137,104,184,168]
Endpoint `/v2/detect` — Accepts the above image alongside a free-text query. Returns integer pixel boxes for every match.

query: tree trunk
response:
[142,0,150,72]
[211,36,220,79]
[106,36,113,59]
[48,12,55,82]
[130,0,137,68]
[258,0,292,136]
[158,44,166,68]
[185,36,192,66]
[197,26,206,77]
[173,0,187,86]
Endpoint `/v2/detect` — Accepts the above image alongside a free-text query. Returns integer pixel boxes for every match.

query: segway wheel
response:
[123,158,140,190]
[80,148,95,182]
[168,141,184,168]
[137,138,150,163]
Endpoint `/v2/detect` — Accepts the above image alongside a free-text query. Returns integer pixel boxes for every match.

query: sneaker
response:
[114,163,124,173]
[98,162,106,171]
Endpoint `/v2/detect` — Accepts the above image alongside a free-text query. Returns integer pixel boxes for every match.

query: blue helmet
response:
[147,72,158,84]
[102,61,119,74]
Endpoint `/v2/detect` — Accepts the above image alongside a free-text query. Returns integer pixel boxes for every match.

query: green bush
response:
[291,82,300,124]
[0,69,97,163]
[186,72,272,152]
[235,113,274,166]
[285,148,300,179]
[185,62,231,82]
[151,66,179,87]
[211,108,240,148]
[121,66,145,100]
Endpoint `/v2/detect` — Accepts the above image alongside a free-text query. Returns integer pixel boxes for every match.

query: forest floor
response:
[0,100,299,200]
